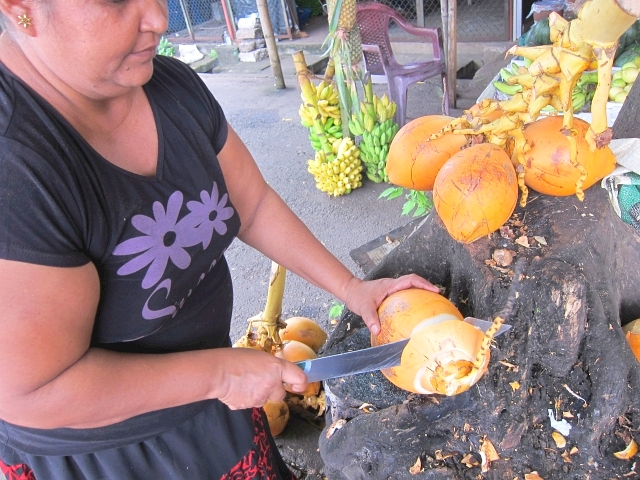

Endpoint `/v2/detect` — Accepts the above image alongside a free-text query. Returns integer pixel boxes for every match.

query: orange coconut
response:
[279,317,327,353]
[275,340,321,397]
[263,399,289,437]
[386,115,467,191]
[372,288,466,392]
[522,116,616,196]
[400,320,489,395]
[433,143,518,244]
[623,319,640,362]
[373,288,464,347]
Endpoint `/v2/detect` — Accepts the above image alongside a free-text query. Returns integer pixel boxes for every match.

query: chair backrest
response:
[356,2,397,76]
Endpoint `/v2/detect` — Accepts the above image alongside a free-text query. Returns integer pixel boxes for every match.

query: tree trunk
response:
[319,186,640,479]
[613,80,640,139]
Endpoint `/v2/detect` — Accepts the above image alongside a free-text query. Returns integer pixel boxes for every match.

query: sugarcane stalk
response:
[333,52,352,138]
[324,58,336,82]
[261,262,287,346]
[235,262,287,352]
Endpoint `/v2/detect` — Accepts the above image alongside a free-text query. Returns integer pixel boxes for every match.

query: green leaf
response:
[329,301,345,319]
[328,0,343,34]
[401,200,416,216]
[413,205,427,217]
[379,186,403,199]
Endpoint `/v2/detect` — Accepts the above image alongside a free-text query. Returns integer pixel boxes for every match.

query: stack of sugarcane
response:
[348,76,400,183]
[294,53,364,197]
[429,0,638,206]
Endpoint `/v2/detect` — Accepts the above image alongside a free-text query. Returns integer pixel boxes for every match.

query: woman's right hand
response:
[210,347,308,410]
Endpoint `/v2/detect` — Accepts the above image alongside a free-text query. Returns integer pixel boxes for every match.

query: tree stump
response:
[319,186,640,479]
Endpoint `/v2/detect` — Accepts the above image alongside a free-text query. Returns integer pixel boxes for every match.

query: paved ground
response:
[196,35,511,479]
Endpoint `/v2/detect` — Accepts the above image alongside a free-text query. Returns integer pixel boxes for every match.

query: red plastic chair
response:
[356,2,449,126]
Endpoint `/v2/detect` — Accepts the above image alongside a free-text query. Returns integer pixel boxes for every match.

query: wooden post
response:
[416,0,425,27]
[256,0,286,89]
[446,0,457,109]
[440,0,448,58]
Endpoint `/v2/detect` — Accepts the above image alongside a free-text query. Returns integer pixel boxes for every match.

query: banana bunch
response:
[492,63,528,96]
[359,119,399,183]
[348,93,397,135]
[308,116,342,151]
[495,63,595,114]
[307,137,364,197]
[299,80,344,153]
[348,93,399,183]
[299,80,341,128]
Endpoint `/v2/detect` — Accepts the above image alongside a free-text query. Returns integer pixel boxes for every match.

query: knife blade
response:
[295,317,512,383]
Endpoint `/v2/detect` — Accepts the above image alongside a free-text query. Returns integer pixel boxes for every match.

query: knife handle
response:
[295,360,311,373]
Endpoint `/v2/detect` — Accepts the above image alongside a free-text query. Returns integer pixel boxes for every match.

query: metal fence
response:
[166,0,511,43]
[166,0,297,42]
[380,0,511,42]
[166,0,228,42]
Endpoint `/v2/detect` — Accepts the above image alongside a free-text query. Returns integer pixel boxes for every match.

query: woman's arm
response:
[218,126,439,335]
[0,259,308,429]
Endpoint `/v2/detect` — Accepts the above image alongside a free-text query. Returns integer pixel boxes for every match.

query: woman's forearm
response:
[1,345,304,430]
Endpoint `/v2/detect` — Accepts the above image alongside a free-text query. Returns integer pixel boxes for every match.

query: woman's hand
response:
[343,274,441,336]
[211,347,308,410]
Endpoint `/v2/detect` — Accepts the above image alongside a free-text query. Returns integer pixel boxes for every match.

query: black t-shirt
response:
[0,55,240,351]
[0,55,245,455]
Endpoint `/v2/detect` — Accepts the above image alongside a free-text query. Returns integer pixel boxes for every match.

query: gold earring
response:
[17,14,32,28]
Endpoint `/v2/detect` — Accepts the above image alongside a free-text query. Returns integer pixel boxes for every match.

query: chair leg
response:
[442,73,450,116]
[392,82,409,127]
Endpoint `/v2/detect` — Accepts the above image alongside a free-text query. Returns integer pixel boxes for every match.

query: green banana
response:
[499,67,514,82]
[572,91,587,112]
[493,81,523,96]
[577,71,599,88]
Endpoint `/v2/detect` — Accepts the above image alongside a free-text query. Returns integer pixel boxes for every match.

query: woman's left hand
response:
[343,274,441,336]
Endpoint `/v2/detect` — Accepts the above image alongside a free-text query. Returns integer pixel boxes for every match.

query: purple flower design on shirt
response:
[114,191,202,289]
[183,182,235,249]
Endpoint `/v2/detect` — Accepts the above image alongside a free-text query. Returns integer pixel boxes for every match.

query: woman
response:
[0,0,438,478]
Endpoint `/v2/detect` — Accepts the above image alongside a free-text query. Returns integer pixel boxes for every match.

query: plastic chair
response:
[356,2,449,127]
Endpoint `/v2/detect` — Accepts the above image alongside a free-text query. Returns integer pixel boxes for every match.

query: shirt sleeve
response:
[0,139,89,267]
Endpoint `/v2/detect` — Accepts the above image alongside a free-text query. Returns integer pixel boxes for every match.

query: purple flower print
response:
[114,191,202,289]
[184,182,235,249]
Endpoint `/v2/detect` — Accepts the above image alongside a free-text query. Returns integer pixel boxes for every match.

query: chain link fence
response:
[166,0,511,43]
[167,0,228,41]
[377,0,511,41]
[166,0,300,42]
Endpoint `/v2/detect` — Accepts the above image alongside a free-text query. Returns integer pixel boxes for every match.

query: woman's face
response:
[27,0,168,98]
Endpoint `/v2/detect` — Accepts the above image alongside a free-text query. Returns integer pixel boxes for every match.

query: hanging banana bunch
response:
[294,54,343,161]
[307,136,363,197]
[349,75,400,183]
[299,76,344,152]
[294,53,364,197]
[427,0,638,206]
